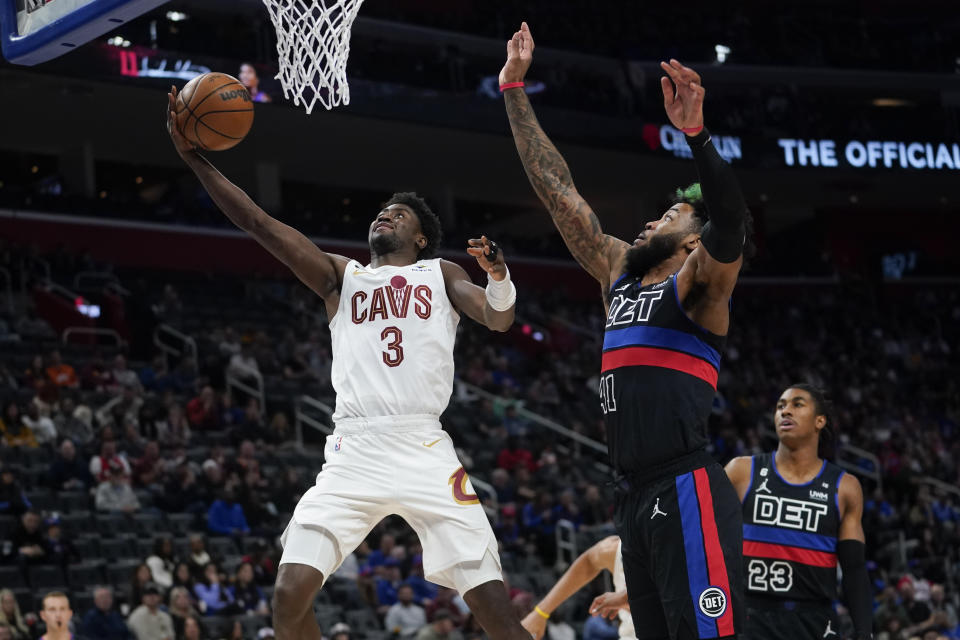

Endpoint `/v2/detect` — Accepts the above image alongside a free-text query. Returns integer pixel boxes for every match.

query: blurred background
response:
[0,1,958,639]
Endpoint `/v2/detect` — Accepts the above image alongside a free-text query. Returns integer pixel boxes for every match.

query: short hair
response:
[671,182,756,264]
[786,383,836,456]
[41,592,69,608]
[382,192,443,260]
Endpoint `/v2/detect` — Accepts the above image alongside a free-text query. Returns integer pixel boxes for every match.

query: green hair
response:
[671,182,708,230]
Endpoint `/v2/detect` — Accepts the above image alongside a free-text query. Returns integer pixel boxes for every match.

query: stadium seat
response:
[0,514,17,538]
[346,609,383,633]
[60,511,92,535]
[11,589,33,614]
[95,513,127,536]
[207,537,238,558]
[58,491,91,513]
[315,604,344,631]
[0,566,27,589]
[25,488,56,511]
[203,615,234,638]
[68,562,106,588]
[72,590,95,615]
[107,560,144,590]
[28,565,66,588]
[167,513,195,536]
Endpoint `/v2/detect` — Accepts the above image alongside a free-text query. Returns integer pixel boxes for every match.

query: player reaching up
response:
[501,23,752,640]
[166,88,532,640]
[725,385,873,640]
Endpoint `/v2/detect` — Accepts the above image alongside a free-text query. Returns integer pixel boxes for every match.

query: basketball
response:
[175,72,254,151]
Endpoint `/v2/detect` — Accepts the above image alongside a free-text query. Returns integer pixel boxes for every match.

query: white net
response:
[262,0,365,114]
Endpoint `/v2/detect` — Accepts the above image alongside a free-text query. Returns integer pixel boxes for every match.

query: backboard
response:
[1,0,167,65]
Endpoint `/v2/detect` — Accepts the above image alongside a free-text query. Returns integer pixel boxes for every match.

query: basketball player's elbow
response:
[487,309,515,332]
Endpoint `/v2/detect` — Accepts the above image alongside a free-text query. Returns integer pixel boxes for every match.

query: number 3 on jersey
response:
[381,327,404,367]
[599,373,616,414]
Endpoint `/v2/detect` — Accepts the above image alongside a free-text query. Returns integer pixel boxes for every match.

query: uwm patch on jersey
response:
[742,453,845,602]
[330,259,459,424]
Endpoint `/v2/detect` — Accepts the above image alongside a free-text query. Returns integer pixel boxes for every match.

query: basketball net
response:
[261,0,365,114]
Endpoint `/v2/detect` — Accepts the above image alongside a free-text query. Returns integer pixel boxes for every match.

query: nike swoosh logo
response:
[422,438,443,448]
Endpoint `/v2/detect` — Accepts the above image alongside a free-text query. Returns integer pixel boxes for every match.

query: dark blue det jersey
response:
[742,452,845,602]
[601,273,725,475]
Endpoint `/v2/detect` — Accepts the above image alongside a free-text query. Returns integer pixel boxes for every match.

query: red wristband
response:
[499,82,525,92]
[681,125,704,136]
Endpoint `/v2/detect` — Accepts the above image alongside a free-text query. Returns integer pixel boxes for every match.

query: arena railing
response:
[836,443,882,491]
[62,326,125,347]
[294,394,335,444]
[19,255,50,291]
[153,323,198,367]
[918,476,960,501]
[225,360,266,414]
[73,270,123,293]
[454,380,611,474]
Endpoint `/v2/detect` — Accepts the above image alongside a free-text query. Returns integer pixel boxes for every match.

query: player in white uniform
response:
[521,536,636,640]
[166,89,531,640]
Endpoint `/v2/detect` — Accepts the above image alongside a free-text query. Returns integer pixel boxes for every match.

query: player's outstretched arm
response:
[837,474,874,640]
[664,61,747,309]
[520,535,619,640]
[500,23,628,289]
[440,236,514,332]
[166,87,347,304]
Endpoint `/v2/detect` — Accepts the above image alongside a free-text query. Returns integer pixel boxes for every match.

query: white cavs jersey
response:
[329,258,459,425]
[614,540,637,640]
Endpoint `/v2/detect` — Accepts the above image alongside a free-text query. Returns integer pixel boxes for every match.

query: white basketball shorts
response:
[279,415,502,595]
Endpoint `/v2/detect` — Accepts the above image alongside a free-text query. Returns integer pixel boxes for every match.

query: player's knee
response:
[273,564,323,619]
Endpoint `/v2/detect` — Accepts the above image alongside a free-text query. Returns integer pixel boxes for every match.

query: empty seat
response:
[207,537,237,558]
[60,512,92,535]
[95,513,127,536]
[11,588,32,614]
[59,491,91,513]
[25,488,56,511]
[167,513,195,536]
[28,565,65,588]
[132,512,164,536]
[0,566,27,589]
[346,609,382,633]
[68,562,106,588]
[107,560,143,590]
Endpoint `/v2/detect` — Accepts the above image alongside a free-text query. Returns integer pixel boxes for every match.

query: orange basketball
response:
[175,72,254,151]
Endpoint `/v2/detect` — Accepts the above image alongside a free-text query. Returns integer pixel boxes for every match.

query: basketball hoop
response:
[261,0,364,114]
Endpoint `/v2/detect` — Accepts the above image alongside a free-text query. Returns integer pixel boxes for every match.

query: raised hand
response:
[499,21,535,86]
[166,85,196,156]
[466,235,507,281]
[659,59,705,132]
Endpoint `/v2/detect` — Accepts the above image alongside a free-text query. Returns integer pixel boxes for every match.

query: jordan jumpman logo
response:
[650,497,667,519]
[756,478,771,494]
[823,620,837,638]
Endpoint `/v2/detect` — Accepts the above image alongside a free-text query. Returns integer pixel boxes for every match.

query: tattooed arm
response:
[500,23,629,291]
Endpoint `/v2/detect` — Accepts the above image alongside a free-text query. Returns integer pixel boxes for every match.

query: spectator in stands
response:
[927,584,958,633]
[45,351,78,388]
[328,622,351,640]
[39,591,81,640]
[80,586,132,640]
[496,436,535,472]
[579,484,609,527]
[80,351,111,391]
[262,412,293,447]
[161,465,205,515]
[172,562,195,592]
[138,355,170,394]
[494,504,524,555]
[94,462,140,513]
[229,440,258,476]
[0,402,37,448]
[206,488,250,536]
[415,609,461,640]
[89,439,131,482]
[240,539,276,586]
[166,587,202,639]
[5,509,46,568]
[490,468,515,504]
[109,355,143,395]
[49,439,92,491]
[21,402,56,446]
[181,616,206,640]
[146,537,177,590]
[193,563,236,615]
[404,557,437,607]
[227,343,259,381]
[384,584,426,638]
[239,63,272,103]
[270,468,305,515]
[43,515,80,568]
[0,589,31,640]
[366,533,396,571]
[229,562,269,616]
[0,623,13,640]
[230,401,266,445]
[54,397,94,449]
[186,387,220,431]
[130,564,153,609]
[127,583,175,640]
[0,466,31,516]
[900,579,932,627]
[376,559,404,610]
[22,354,45,390]
[186,536,212,580]
[218,327,241,358]
[132,441,163,488]
[156,404,191,449]
[98,389,144,435]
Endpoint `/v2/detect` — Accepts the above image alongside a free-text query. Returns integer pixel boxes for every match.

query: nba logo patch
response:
[334,436,343,452]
